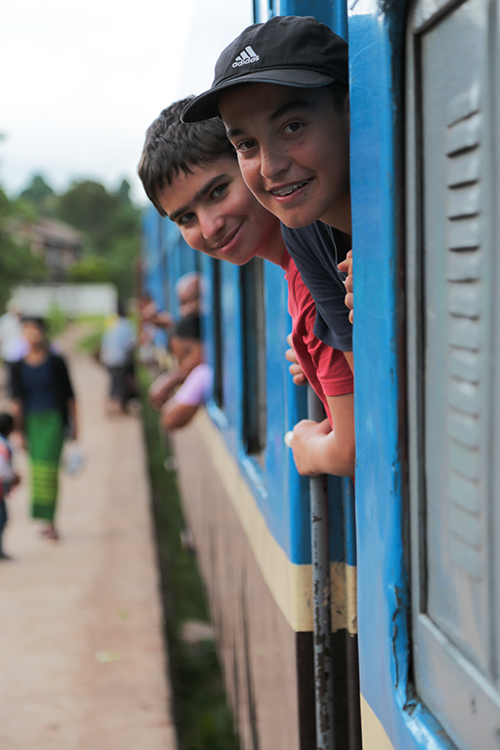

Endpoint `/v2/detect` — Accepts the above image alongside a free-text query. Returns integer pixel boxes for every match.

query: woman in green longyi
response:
[9,318,77,540]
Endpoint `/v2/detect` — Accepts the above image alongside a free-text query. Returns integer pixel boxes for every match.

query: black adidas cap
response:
[181,15,348,123]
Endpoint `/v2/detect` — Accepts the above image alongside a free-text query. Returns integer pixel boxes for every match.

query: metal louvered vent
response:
[445,84,484,583]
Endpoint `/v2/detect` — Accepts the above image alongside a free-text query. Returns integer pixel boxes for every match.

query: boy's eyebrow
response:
[168,174,230,222]
[226,100,313,139]
[268,99,313,123]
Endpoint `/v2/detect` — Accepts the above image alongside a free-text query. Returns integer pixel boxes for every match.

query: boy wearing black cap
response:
[182,15,353,370]
[138,99,355,477]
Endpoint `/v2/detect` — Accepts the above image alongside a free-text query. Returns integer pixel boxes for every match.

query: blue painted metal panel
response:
[218,254,312,563]
[141,207,167,349]
[263,260,311,562]
[349,0,410,738]
[259,0,347,37]
[161,218,179,320]
[219,260,241,456]
[142,207,162,309]
[201,253,215,360]
[160,217,199,322]
[202,256,222,411]
[349,2,455,748]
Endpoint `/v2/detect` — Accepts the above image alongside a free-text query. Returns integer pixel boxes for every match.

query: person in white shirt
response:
[100,302,136,413]
[0,302,26,364]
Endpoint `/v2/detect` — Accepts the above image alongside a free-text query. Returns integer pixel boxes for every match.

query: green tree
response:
[20,174,56,216]
[106,235,140,299]
[0,187,46,311]
[54,178,141,297]
[55,179,140,254]
[116,178,132,204]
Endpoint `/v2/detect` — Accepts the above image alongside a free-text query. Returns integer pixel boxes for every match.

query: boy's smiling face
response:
[157,156,280,265]
[219,83,351,232]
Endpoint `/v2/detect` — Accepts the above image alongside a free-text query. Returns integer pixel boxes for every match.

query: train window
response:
[406,0,500,748]
[212,259,224,410]
[240,257,267,460]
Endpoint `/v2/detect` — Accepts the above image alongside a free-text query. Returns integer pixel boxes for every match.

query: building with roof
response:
[11,218,83,281]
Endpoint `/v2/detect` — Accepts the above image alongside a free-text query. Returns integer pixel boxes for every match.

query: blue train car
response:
[142,214,358,750]
[142,0,499,748]
[352,2,500,750]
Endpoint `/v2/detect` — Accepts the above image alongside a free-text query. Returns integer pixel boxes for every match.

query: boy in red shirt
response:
[138,99,354,476]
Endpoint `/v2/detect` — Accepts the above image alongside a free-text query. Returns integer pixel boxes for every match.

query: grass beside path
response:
[76,316,106,356]
[139,367,239,750]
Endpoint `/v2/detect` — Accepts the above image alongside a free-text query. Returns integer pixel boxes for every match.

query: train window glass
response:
[240,257,267,461]
[407,0,500,748]
[212,259,224,410]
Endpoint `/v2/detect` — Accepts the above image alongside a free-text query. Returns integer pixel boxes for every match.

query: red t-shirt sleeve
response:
[309,334,354,398]
[283,252,353,403]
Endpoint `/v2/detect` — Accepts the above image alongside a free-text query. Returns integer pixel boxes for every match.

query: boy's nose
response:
[200,212,225,240]
[260,146,290,181]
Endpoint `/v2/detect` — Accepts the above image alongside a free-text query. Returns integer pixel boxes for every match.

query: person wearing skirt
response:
[9,317,77,540]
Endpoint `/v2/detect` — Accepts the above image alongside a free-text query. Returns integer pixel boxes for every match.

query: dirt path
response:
[0,326,176,750]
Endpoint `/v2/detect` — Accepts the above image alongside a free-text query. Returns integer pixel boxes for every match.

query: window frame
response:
[240,256,267,462]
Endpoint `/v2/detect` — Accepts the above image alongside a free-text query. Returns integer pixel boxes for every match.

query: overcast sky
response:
[0,0,253,204]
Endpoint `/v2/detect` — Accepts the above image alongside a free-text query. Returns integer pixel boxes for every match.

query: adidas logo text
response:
[232,45,259,68]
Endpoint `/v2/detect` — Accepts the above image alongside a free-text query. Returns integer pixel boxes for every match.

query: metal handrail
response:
[308,387,335,750]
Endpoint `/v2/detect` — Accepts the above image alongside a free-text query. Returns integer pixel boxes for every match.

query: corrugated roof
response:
[31,218,83,246]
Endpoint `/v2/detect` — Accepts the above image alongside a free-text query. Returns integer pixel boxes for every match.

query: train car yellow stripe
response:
[195,409,357,635]
[360,694,396,750]
[345,561,358,635]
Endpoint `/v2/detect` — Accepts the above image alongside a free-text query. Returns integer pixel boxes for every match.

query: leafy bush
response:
[77,316,105,357]
[46,300,68,339]
[68,256,113,283]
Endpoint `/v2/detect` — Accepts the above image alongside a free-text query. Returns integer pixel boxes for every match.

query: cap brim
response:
[181,68,336,123]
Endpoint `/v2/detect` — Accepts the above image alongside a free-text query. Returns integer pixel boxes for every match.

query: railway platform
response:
[0,327,176,750]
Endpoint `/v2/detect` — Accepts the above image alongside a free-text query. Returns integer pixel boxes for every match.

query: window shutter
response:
[407,0,500,747]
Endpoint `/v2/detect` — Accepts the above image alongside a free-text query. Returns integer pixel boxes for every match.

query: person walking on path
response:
[100,302,136,414]
[9,317,77,540]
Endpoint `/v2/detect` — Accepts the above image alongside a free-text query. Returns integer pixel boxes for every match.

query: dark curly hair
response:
[137,98,235,217]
